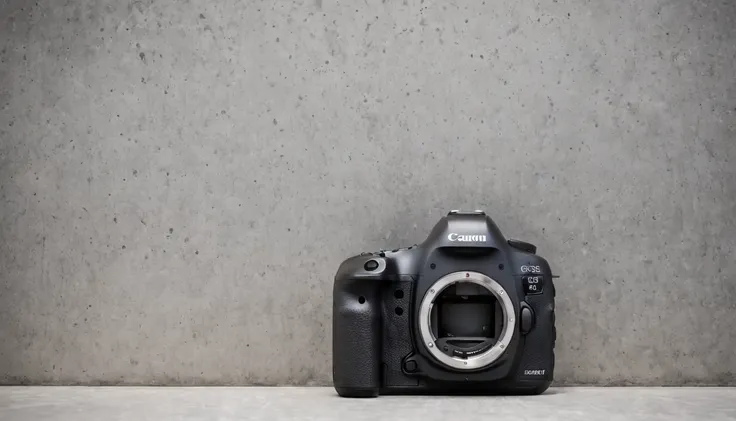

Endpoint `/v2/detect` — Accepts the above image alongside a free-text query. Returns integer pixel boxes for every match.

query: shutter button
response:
[364,260,379,271]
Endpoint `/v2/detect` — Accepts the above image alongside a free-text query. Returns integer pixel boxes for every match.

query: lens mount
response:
[418,271,516,371]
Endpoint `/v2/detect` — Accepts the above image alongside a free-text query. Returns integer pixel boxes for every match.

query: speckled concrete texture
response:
[0,0,735,386]
[2,387,736,421]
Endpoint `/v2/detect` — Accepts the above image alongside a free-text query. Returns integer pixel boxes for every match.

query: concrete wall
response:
[1,0,734,386]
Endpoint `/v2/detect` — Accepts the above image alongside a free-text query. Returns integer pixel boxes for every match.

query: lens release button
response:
[364,260,379,271]
[521,306,534,334]
[523,275,544,294]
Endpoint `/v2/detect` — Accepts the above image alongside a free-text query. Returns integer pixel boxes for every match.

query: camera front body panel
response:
[332,210,556,398]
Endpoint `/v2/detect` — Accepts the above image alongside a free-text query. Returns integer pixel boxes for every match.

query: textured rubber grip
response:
[332,278,382,397]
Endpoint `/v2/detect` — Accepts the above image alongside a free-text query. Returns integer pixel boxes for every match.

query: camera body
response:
[332,210,556,398]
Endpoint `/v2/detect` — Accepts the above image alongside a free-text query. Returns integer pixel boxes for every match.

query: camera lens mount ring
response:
[418,271,516,371]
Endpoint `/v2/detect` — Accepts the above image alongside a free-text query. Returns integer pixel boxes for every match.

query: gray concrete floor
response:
[0,387,734,420]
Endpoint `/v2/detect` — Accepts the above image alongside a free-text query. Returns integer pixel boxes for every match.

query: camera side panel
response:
[381,280,419,388]
[510,252,556,387]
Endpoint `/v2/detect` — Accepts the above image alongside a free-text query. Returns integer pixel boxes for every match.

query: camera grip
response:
[332,277,382,397]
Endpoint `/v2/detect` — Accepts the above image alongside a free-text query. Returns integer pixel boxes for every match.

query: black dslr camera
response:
[332,210,556,398]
